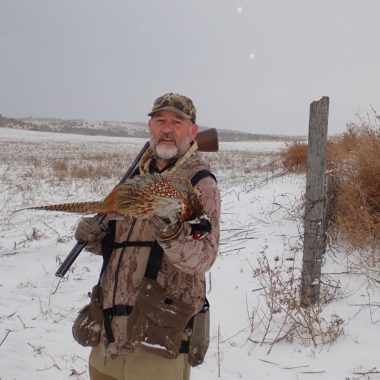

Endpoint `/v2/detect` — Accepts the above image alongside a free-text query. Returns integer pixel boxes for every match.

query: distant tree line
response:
[0,113,294,141]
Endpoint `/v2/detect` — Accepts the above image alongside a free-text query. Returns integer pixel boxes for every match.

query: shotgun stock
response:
[55,128,219,278]
[196,127,219,152]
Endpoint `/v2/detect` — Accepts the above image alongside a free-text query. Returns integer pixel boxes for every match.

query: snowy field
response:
[0,128,379,380]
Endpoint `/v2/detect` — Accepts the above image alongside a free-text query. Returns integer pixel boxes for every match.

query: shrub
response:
[330,124,380,248]
[280,112,380,250]
[280,140,340,173]
[280,141,308,173]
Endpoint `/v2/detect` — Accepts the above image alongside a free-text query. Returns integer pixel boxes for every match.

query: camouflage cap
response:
[148,92,196,123]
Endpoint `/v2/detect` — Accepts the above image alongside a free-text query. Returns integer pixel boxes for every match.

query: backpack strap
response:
[144,241,164,280]
[100,220,116,279]
[112,241,155,249]
[103,240,163,343]
[190,169,216,186]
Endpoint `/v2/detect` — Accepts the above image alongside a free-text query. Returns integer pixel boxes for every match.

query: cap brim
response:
[147,106,192,121]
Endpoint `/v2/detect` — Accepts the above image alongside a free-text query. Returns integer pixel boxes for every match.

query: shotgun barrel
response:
[55,128,219,278]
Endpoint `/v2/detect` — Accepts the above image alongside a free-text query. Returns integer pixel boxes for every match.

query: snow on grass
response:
[0,128,379,379]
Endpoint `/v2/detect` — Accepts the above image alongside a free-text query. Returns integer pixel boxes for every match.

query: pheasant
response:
[18,174,204,223]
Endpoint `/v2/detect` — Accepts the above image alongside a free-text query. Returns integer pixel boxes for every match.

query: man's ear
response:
[191,123,198,140]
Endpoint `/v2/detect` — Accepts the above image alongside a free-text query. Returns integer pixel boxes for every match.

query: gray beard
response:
[154,143,179,160]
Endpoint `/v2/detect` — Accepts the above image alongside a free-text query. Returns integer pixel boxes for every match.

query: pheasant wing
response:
[98,174,199,221]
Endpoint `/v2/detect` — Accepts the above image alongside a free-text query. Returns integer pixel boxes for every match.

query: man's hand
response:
[149,215,183,241]
[75,217,108,243]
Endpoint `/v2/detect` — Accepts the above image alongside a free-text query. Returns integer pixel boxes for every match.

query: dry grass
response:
[0,137,284,217]
[330,124,380,249]
[280,140,338,173]
[280,141,309,173]
[0,139,142,219]
[41,154,127,181]
[248,253,344,352]
[280,112,380,251]
[203,150,282,189]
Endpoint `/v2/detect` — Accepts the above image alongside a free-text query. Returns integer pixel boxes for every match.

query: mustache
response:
[157,132,177,143]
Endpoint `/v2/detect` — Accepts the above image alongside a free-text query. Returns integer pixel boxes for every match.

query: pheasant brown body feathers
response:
[20,174,204,222]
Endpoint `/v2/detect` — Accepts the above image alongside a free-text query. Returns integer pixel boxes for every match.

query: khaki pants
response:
[89,345,191,380]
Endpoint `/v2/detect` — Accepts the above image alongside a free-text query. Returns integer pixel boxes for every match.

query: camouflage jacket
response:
[85,143,221,361]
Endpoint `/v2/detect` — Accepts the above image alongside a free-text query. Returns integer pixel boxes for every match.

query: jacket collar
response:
[139,141,198,178]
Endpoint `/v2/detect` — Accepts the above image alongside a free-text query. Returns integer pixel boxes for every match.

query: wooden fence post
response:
[300,96,329,307]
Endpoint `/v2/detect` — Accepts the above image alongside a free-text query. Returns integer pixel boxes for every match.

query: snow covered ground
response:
[0,128,379,379]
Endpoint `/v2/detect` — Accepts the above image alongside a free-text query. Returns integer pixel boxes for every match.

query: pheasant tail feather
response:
[22,201,104,214]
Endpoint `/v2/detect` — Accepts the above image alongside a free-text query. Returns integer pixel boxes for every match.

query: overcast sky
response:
[1,0,379,135]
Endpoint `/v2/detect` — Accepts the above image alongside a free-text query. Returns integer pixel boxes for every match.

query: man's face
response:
[148,110,198,162]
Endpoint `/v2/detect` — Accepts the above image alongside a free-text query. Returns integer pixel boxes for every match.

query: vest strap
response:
[102,241,163,343]
[112,241,155,249]
[103,304,134,342]
[190,169,217,186]
[103,304,134,317]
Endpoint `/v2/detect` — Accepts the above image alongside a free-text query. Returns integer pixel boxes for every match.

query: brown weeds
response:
[330,124,380,249]
[280,117,380,251]
[280,141,308,173]
[280,140,338,173]
[249,254,344,352]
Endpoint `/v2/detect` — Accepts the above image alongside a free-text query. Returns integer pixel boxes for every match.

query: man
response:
[74,93,221,380]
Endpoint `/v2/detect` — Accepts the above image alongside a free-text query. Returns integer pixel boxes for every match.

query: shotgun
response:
[55,128,219,277]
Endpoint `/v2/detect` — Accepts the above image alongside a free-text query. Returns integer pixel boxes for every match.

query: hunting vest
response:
[100,169,216,349]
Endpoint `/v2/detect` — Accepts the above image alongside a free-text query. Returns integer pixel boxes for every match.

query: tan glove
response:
[75,217,108,243]
[149,215,183,241]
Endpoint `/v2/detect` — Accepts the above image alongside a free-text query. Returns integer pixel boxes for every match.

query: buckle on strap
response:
[103,304,133,343]
[103,304,133,317]
[112,241,155,249]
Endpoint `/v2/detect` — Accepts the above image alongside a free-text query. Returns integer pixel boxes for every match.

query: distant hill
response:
[0,113,293,141]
